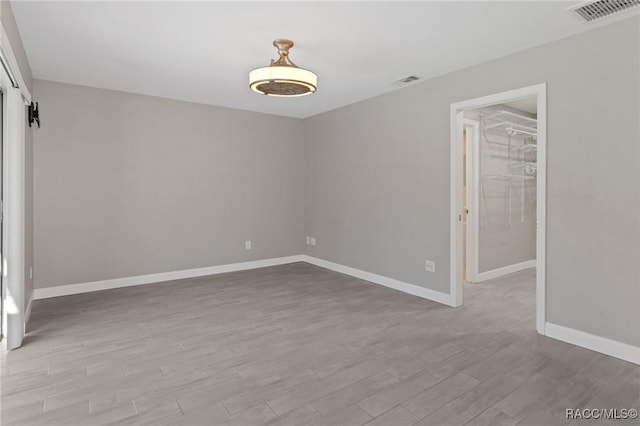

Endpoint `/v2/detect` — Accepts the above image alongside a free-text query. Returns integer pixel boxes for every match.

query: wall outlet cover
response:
[425,260,436,272]
[245,240,252,250]
[306,236,311,245]
[310,237,316,246]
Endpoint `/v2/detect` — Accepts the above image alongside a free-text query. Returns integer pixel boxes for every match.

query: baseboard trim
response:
[473,259,536,282]
[33,255,304,300]
[28,255,639,365]
[302,255,454,307]
[545,322,640,365]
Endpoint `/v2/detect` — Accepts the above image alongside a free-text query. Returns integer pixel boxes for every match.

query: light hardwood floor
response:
[1,262,638,425]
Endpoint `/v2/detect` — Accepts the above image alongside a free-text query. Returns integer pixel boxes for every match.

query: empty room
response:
[1,1,639,425]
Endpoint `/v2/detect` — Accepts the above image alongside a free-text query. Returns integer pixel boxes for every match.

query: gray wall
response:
[2,1,35,311]
[304,17,640,346]
[33,80,304,288]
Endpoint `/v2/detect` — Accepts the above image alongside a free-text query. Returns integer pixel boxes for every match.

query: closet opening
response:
[450,84,547,335]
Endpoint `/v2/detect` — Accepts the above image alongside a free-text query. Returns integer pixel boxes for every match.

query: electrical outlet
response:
[310,237,316,246]
[306,236,311,245]
[29,266,33,280]
[245,240,252,250]
[425,260,436,272]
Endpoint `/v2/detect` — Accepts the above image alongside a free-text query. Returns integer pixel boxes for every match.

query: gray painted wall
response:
[33,80,304,288]
[304,17,640,346]
[2,1,35,311]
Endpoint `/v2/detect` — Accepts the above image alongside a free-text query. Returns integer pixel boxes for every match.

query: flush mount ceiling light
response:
[249,39,317,97]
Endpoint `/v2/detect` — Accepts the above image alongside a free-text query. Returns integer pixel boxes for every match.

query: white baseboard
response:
[545,322,640,365]
[27,254,639,365]
[33,253,453,306]
[473,259,536,283]
[33,255,304,300]
[302,255,454,307]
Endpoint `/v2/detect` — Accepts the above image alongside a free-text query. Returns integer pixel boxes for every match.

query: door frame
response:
[1,75,26,349]
[1,22,32,349]
[462,119,480,283]
[449,83,547,335]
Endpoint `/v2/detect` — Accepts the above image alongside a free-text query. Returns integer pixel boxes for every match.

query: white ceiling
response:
[11,1,639,118]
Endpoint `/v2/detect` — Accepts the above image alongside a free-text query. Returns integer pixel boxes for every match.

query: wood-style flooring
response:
[1,262,638,425]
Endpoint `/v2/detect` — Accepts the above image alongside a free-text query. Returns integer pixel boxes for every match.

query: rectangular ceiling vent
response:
[569,0,640,22]
[392,75,421,87]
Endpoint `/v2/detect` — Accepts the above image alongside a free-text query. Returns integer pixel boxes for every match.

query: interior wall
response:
[33,80,304,289]
[1,1,35,312]
[304,17,640,347]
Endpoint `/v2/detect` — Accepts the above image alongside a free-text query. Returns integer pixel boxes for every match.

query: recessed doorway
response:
[450,84,547,334]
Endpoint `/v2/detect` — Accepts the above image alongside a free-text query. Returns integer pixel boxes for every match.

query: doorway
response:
[450,84,547,334]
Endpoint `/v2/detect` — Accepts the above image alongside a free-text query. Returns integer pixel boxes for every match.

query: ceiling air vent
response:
[392,75,421,87]
[569,0,640,22]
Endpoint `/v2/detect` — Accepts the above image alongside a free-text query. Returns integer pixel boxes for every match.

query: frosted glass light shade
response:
[249,66,317,97]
